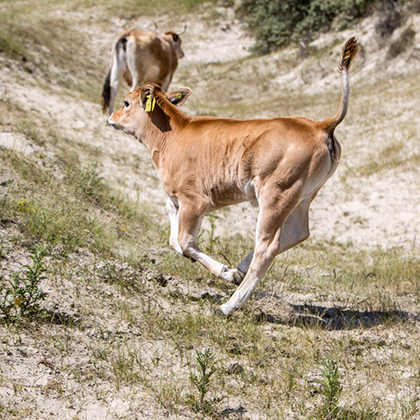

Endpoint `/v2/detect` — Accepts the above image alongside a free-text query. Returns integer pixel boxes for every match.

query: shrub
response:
[237,0,310,54]
[374,0,403,40]
[0,247,48,323]
[187,348,222,414]
[237,0,376,54]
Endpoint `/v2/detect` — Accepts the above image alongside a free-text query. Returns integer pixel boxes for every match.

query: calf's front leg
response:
[176,198,243,283]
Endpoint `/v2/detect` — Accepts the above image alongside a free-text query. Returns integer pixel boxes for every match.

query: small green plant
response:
[315,359,342,419]
[0,237,5,260]
[157,381,185,415]
[0,247,48,323]
[15,197,34,214]
[203,212,220,254]
[188,348,222,414]
[399,395,419,419]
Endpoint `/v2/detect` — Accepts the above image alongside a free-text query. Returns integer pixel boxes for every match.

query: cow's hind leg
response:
[220,188,308,315]
[278,198,310,253]
[176,198,243,283]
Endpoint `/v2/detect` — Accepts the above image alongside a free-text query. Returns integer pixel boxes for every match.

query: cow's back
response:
[125,29,177,89]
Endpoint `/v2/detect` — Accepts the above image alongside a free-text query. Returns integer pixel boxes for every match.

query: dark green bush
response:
[237,0,310,53]
[296,0,376,37]
[237,0,377,54]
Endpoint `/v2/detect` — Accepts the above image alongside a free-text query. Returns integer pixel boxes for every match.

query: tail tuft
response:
[317,36,361,140]
[338,36,361,73]
[101,69,111,114]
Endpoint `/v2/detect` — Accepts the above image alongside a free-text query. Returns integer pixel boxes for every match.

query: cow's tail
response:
[101,36,128,114]
[101,68,111,114]
[318,36,360,135]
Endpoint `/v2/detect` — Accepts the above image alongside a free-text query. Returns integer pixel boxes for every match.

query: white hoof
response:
[220,267,243,284]
[219,302,233,316]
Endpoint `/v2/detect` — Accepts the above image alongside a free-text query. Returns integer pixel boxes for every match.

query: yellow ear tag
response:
[176,92,183,100]
[145,95,156,112]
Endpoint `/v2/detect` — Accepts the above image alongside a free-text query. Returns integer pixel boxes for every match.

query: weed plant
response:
[188,348,222,414]
[0,31,29,62]
[0,247,48,323]
[201,212,220,254]
[315,359,342,419]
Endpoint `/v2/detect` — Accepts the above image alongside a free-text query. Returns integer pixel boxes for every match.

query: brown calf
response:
[108,37,360,315]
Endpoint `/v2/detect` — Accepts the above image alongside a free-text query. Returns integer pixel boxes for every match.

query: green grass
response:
[0,145,164,260]
[0,31,28,62]
[1,223,420,418]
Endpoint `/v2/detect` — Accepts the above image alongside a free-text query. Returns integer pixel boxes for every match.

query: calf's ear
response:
[167,88,191,107]
[140,84,156,110]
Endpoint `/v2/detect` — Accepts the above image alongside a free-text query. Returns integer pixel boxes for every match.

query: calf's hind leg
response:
[220,189,309,315]
[232,198,311,285]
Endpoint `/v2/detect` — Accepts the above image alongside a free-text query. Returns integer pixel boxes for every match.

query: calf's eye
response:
[123,100,129,107]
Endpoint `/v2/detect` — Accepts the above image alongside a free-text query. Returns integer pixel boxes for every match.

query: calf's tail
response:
[319,36,361,135]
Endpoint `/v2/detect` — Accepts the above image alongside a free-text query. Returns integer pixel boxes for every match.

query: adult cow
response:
[101,26,185,116]
[108,37,360,316]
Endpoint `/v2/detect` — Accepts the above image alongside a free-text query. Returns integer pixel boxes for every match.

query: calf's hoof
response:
[219,302,234,316]
[232,269,246,285]
[182,253,196,263]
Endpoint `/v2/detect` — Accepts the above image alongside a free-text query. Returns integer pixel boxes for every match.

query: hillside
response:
[1,1,420,419]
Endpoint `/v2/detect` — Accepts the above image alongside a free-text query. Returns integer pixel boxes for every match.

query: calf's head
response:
[107,83,191,140]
